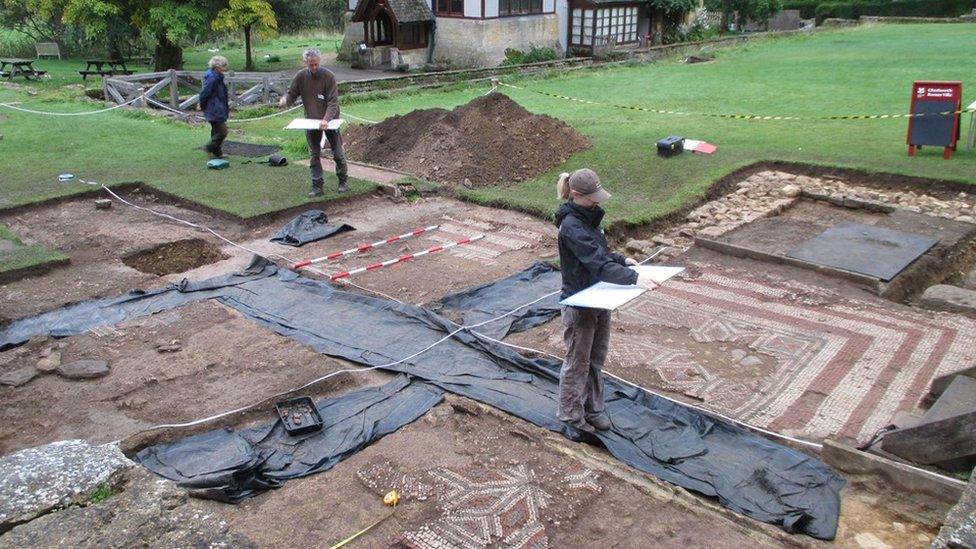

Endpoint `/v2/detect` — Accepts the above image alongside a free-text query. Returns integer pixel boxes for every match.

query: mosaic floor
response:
[366,462,601,549]
[610,269,976,442]
[427,216,546,265]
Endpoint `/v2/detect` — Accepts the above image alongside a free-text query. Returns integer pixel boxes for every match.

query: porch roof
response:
[352,0,435,23]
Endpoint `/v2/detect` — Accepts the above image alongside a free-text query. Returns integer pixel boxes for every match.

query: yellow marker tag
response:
[383,490,400,507]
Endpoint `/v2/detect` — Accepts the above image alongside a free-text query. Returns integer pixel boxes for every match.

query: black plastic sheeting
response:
[0,256,277,352]
[0,258,844,539]
[137,375,443,502]
[432,261,562,340]
[270,210,355,247]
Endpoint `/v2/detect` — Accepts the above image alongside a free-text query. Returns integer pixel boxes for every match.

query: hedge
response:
[814,0,976,22]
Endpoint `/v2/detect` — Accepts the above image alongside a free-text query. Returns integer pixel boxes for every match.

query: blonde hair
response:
[208,55,228,69]
[556,172,572,200]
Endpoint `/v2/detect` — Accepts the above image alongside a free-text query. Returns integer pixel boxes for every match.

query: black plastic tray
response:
[274,396,324,436]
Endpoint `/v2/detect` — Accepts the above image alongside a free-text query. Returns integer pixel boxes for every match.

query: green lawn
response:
[2,24,975,227]
[335,24,976,225]
[0,226,66,275]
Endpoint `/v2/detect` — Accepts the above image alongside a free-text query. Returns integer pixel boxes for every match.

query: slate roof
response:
[352,0,434,23]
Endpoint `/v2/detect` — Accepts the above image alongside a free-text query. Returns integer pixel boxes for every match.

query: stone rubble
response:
[56,359,110,380]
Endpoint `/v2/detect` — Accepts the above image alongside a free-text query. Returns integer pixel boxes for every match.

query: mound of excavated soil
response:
[344,93,590,187]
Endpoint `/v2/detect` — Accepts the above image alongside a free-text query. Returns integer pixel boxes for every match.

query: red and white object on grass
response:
[293,225,440,269]
[327,235,485,281]
[683,139,718,155]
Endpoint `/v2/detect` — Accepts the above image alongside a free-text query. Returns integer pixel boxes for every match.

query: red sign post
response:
[907,81,962,160]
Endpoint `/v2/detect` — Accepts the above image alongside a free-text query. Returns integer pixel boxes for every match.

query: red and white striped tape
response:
[328,235,484,281]
[293,225,440,269]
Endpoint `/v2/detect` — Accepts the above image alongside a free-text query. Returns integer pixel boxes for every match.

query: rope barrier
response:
[0,95,142,116]
[496,80,976,121]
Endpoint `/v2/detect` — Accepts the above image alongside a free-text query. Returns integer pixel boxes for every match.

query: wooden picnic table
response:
[79,59,133,80]
[0,58,47,80]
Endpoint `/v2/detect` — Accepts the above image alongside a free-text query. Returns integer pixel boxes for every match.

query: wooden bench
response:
[35,42,61,60]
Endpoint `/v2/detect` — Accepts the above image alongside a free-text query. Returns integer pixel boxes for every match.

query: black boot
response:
[337,180,349,193]
[308,180,324,198]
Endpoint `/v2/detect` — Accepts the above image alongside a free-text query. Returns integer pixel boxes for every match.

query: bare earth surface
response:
[0,173,968,548]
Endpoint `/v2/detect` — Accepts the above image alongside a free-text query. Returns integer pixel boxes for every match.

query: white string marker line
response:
[68,184,817,453]
[293,225,441,269]
[0,95,142,116]
[326,235,485,281]
[79,179,823,453]
[83,178,962,480]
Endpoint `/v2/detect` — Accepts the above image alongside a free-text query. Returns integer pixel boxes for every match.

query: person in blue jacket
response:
[199,56,230,159]
[555,169,658,433]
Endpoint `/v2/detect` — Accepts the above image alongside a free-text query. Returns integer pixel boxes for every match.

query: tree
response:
[63,0,217,69]
[647,0,698,44]
[212,0,278,72]
[705,0,782,31]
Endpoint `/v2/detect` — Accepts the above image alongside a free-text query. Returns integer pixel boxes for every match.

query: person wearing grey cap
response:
[278,48,349,197]
[554,168,658,434]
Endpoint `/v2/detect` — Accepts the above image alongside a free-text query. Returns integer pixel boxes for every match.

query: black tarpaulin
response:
[136,375,443,502]
[0,259,844,539]
[0,256,277,352]
[270,210,355,247]
[432,261,562,339]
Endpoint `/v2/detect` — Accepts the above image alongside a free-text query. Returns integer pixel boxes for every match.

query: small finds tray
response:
[274,396,324,436]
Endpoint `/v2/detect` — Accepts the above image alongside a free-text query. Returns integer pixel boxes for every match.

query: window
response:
[436,0,463,16]
[399,23,428,48]
[584,5,638,46]
[570,8,594,45]
[499,0,543,15]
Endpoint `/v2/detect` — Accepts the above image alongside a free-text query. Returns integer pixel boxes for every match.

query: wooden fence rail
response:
[104,69,290,112]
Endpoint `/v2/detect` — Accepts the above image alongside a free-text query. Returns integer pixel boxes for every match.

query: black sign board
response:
[907,81,962,159]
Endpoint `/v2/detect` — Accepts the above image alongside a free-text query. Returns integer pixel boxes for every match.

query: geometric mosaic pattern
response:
[611,269,976,442]
[393,463,600,549]
[426,216,545,265]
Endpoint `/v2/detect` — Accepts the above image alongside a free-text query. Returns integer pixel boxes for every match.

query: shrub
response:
[815,0,976,23]
[501,45,559,66]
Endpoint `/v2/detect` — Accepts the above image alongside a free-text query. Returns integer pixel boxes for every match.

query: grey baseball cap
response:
[568,168,611,203]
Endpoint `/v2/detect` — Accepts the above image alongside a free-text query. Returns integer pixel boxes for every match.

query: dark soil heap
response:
[344,93,590,187]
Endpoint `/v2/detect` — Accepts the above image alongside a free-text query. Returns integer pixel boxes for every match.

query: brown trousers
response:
[557,306,610,422]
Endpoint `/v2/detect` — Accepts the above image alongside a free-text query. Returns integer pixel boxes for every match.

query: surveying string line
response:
[81,176,819,455]
[495,80,976,122]
[74,178,297,266]
[84,182,959,486]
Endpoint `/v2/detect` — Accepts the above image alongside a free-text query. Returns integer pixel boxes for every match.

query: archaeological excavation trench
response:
[1,168,974,547]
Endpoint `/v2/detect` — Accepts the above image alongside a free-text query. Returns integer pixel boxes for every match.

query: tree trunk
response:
[155,32,183,71]
[651,10,663,45]
[244,24,254,72]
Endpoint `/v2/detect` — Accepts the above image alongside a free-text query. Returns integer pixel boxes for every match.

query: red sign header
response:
[913,81,961,101]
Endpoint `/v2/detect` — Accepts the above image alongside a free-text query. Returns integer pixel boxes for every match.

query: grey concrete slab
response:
[786,220,939,281]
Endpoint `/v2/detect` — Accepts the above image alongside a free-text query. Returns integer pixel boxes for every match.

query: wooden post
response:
[262,76,270,104]
[168,69,178,108]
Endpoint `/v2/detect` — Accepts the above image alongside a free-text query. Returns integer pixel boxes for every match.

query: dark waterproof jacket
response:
[555,201,638,300]
[199,69,229,122]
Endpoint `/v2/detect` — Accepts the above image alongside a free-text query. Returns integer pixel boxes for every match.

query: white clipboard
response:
[284,118,345,130]
[559,265,684,310]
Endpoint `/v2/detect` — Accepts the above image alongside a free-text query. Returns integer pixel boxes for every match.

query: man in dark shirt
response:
[278,48,349,197]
